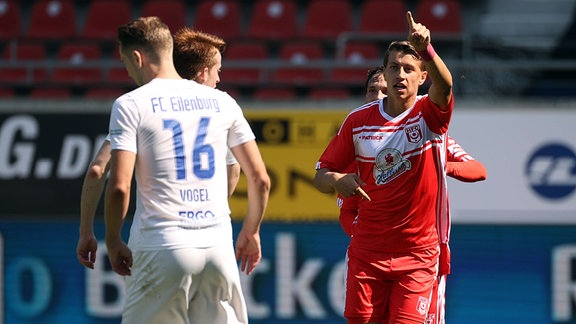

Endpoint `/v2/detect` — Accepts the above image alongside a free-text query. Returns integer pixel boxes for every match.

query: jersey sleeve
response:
[225,95,256,148]
[316,117,356,172]
[420,94,454,135]
[108,95,139,153]
[446,136,487,182]
[226,149,238,165]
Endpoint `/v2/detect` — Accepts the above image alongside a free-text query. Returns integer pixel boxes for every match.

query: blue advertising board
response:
[1,221,576,323]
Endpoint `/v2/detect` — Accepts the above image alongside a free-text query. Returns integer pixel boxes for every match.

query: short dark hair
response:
[117,16,172,64]
[365,66,384,91]
[382,40,422,69]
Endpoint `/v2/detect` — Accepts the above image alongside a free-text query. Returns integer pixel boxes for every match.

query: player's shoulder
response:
[340,101,380,128]
[189,82,236,101]
[413,94,429,106]
[349,100,379,117]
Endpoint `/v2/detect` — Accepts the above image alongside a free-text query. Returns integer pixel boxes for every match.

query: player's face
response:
[203,51,222,88]
[384,50,427,100]
[365,73,387,103]
[118,45,143,86]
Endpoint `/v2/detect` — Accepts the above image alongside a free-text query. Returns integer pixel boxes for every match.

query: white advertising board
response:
[446,108,576,224]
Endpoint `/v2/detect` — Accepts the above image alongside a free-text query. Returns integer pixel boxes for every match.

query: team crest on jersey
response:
[417,296,430,316]
[405,124,423,143]
[373,148,412,185]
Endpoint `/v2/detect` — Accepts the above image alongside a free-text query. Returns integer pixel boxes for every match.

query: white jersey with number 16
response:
[108,78,255,251]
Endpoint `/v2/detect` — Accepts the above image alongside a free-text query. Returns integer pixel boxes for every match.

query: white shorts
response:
[121,246,248,324]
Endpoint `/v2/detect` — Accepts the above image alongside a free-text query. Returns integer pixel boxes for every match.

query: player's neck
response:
[384,95,416,117]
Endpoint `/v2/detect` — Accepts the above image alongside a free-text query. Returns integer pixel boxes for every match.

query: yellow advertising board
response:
[229,109,349,222]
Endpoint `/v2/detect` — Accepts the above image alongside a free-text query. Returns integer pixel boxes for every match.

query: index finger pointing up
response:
[407,11,415,30]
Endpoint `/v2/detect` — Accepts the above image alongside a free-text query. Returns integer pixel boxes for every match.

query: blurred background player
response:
[364,66,386,103]
[172,27,241,195]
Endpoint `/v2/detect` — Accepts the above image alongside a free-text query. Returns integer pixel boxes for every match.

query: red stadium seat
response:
[0,88,15,97]
[108,68,132,85]
[27,0,77,40]
[221,42,268,84]
[84,87,125,99]
[52,43,103,85]
[246,0,298,40]
[107,48,132,85]
[194,1,242,39]
[416,0,462,34]
[217,86,240,99]
[0,0,22,40]
[308,87,351,100]
[0,42,48,83]
[301,0,351,39]
[272,42,325,85]
[82,0,132,41]
[29,87,72,99]
[253,88,297,100]
[142,0,186,33]
[359,0,406,34]
[332,42,380,84]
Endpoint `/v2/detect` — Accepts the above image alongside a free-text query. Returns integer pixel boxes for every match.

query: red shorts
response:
[345,245,439,324]
[425,274,447,324]
[426,243,450,324]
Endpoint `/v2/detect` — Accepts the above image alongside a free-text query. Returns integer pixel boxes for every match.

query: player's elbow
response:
[106,180,131,201]
[248,170,271,195]
[477,165,488,181]
[470,161,488,182]
[85,162,108,181]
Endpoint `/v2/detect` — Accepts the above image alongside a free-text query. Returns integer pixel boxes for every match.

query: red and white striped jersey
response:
[447,136,472,161]
[317,95,453,252]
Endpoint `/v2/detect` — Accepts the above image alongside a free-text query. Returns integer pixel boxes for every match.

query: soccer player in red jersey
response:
[337,66,486,324]
[315,12,455,323]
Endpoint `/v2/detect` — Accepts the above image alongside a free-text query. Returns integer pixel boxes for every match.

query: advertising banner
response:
[1,221,576,324]
[227,109,348,221]
[0,113,109,216]
[446,109,576,224]
[1,107,575,223]
[0,110,348,220]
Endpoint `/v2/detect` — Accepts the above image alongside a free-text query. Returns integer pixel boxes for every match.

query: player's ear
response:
[418,71,428,85]
[196,67,209,84]
[132,50,143,68]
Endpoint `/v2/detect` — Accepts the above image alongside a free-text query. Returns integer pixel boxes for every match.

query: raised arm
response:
[407,11,453,108]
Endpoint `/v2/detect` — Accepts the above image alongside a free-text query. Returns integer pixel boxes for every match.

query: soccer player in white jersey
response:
[172,27,242,195]
[314,12,454,323]
[77,28,241,270]
[102,17,270,324]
